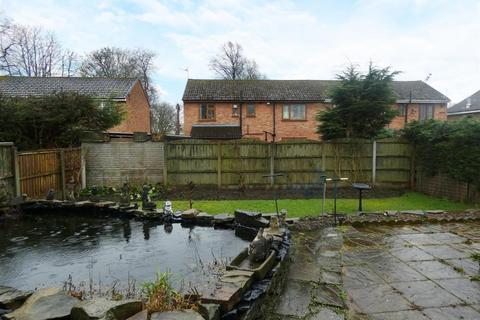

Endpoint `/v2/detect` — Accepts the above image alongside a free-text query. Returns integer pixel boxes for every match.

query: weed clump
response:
[142,272,198,313]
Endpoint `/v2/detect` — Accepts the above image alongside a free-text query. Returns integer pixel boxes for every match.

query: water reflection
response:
[0,213,248,291]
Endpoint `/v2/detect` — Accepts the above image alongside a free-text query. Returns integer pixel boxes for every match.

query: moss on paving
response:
[160,192,475,218]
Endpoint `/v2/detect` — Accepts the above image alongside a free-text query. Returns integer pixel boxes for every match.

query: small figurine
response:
[248,228,272,262]
[163,200,173,223]
[280,209,287,227]
[46,188,55,201]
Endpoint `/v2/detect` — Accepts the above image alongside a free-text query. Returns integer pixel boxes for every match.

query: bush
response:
[0,92,124,150]
[402,118,480,186]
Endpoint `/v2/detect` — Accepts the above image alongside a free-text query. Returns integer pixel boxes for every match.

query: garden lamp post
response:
[325,177,349,225]
[263,173,284,217]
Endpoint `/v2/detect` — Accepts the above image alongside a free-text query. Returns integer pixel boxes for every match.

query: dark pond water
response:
[0,214,249,292]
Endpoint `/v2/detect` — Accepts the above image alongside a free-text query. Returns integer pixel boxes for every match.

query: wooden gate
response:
[17,148,82,199]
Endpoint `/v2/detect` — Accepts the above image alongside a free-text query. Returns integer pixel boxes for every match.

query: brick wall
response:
[184,102,448,140]
[389,103,447,129]
[183,102,328,141]
[416,170,480,203]
[109,81,151,134]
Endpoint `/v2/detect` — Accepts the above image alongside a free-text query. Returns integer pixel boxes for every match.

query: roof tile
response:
[0,76,138,99]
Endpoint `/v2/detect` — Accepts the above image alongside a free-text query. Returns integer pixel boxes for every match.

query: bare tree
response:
[0,19,15,73]
[151,102,177,134]
[79,47,157,102]
[209,41,266,80]
[60,50,79,77]
[0,21,75,77]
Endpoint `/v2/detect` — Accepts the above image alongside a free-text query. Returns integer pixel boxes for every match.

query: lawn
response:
[159,192,475,218]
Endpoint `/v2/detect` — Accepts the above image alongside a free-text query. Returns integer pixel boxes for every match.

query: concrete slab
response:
[311,284,345,308]
[369,310,430,320]
[368,259,427,283]
[308,307,344,320]
[276,280,313,318]
[436,278,480,304]
[398,232,466,245]
[391,280,463,308]
[418,244,470,259]
[444,258,479,276]
[288,261,321,282]
[408,260,466,280]
[388,246,435,262]
[423,305,480,320]
[343,266,385,290]
[347,284,412,314]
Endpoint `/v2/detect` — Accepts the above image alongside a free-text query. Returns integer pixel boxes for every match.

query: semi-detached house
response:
[182,79,450,141]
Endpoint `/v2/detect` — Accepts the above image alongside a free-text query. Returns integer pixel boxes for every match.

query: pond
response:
[0,213,249,292]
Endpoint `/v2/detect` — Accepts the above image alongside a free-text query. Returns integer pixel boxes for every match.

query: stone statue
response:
[46,188,55,201]
[269,216,280,230]
[141,185,156,211]
[119,183,130,207]
[248,228,272,262]
[66,176,76,201]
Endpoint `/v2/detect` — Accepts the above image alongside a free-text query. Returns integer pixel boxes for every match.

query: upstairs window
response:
[232,104,239,117]
[247,104,255,117]
[200,104,215,120]
[419,104,435,121]
[283,104,306,120]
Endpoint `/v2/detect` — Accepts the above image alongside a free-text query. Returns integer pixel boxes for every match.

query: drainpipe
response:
[239,90,243,136]
[405,91,412,126]
[272,102,276,142]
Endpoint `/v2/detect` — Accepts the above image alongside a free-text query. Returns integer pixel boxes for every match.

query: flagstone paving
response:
[269,221,480,320]
[343,222,480,319]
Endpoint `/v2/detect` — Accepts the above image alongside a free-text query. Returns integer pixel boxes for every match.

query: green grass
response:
[158,192,475,218]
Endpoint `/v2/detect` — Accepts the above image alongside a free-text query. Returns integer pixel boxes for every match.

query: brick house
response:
[0,76,151,134]
[182,79,449,141]
[447,90,480,121]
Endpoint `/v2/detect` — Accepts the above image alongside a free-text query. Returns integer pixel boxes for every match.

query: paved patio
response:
[269,221,480,320]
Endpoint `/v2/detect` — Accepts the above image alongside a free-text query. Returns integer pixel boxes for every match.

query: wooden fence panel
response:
[164,138,413,188]
[18,148,82,199]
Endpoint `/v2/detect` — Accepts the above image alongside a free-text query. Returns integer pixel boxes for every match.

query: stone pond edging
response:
[291,209,480,231]
[1,201,292,320]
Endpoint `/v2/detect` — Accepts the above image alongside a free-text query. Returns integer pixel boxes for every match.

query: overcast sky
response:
[1,0,480,105]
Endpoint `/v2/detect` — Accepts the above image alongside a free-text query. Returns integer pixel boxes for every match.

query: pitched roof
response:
[448,90,480,114]
[182,79,450,103]
[190,124,242,139]
[0,76,138,99]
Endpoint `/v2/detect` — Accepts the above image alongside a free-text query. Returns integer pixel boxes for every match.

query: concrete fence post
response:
[217,142,222,188]
[321,142,326,171]
[81,148,87,189]
[372,140,377,185]
[13,146,21,197]
[60,150,66,200]
[162,141,168,185]
[270,143,275,186]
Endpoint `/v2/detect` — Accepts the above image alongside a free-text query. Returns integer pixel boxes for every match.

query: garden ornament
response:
[46,188,55,201]
[248,228,272,262]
